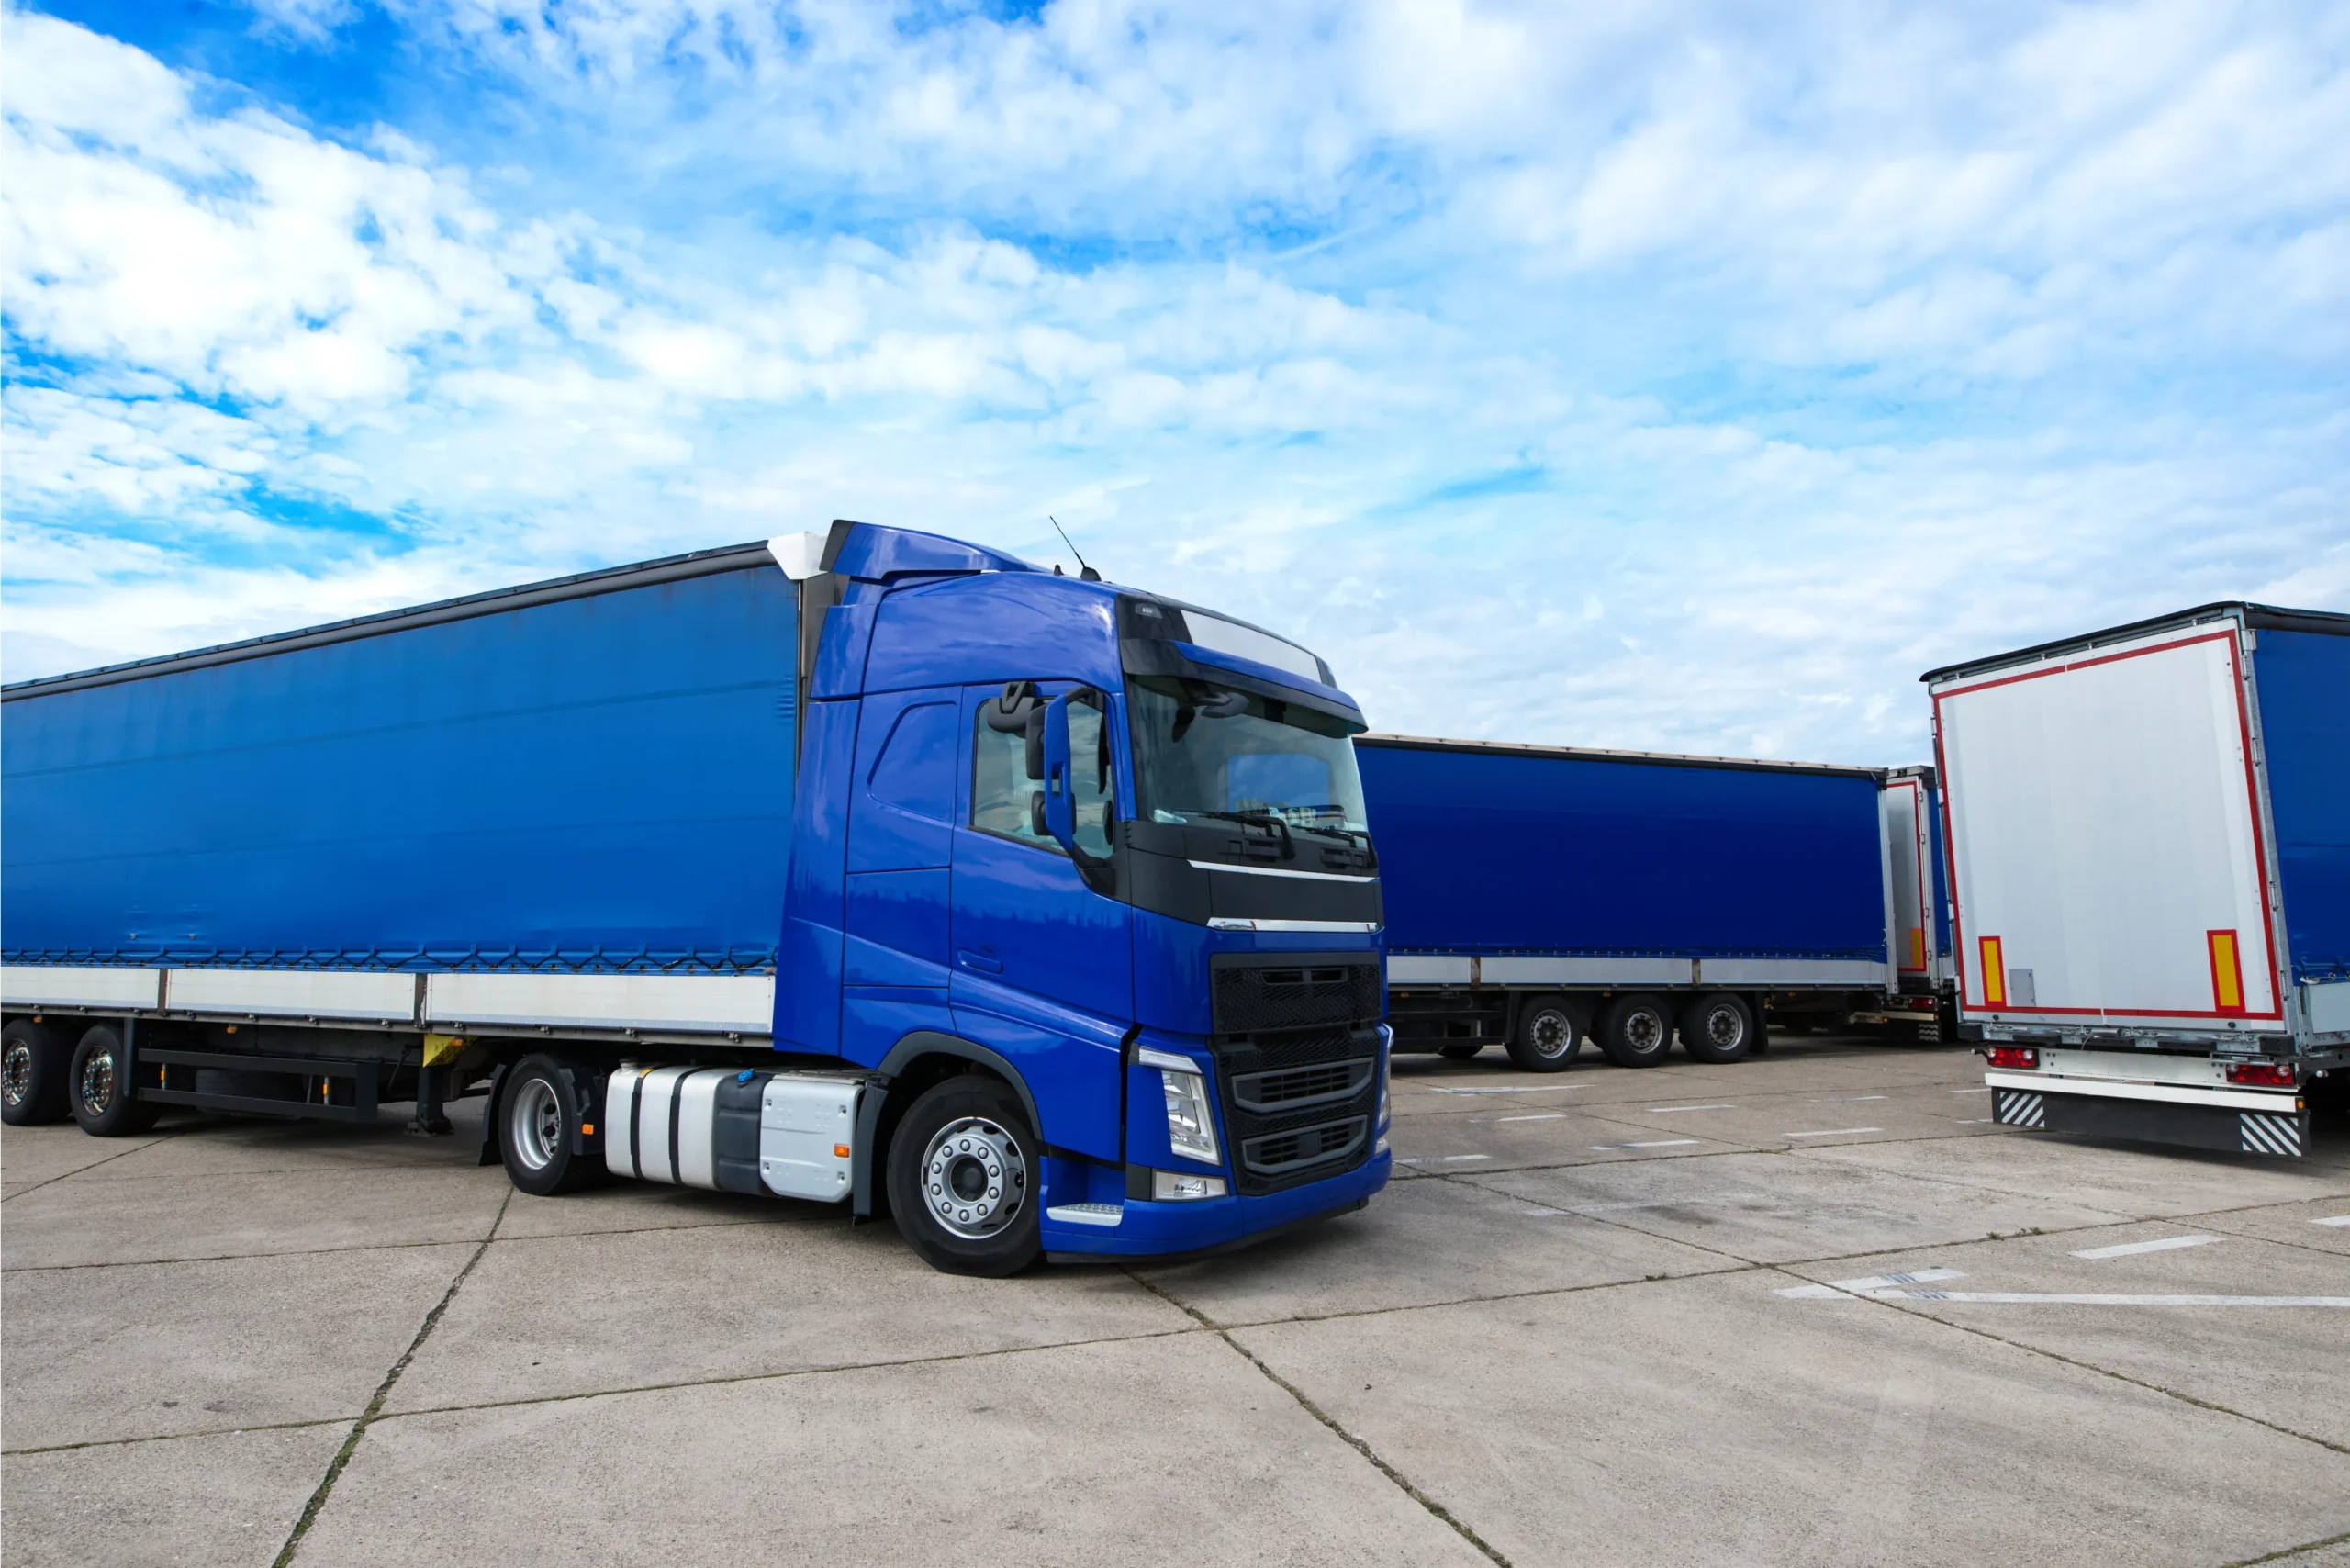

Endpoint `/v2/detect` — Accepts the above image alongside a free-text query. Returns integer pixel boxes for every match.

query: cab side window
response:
[970,689,1115,857]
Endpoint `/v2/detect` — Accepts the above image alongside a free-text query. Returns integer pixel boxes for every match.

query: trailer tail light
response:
[2226,1061,2295,1088]
[1986,1046,2039,1070]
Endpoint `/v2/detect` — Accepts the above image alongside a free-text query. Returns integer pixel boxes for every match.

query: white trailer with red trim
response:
[1926,602,2350,1159]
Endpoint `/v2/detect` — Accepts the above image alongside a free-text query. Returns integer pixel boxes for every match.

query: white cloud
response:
[3,1,2344,771]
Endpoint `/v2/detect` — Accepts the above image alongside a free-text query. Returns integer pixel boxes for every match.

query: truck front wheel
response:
[1679,993,1753,1063]
[498,1056,604,1197]
[69,1025,162,1136]
[887,1078,1041,1277]
[1506,997,1581,1072]
[1597,995,1674,1069]
[3,1019,71,1125]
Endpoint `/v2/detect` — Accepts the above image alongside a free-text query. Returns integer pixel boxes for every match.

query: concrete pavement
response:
[5,1033,2345,1567]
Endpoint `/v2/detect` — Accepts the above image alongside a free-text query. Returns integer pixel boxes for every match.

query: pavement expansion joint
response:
[2221,1529,2350,1567]
[1761,1263,2350,1460]
[0,1132,185,1204]
[368,1325,1208,1425]
[272,1189,511,1567]
[1,1236,492,1273]
[1122,1268,1516,1568]
[3,1415,352,1457]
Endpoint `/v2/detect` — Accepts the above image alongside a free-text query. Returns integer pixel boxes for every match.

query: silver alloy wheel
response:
[79,1047,117,1119]
[1624,1008,1666,1053]
[1526,1009,1575,1059]
[923,1115,1027,1240]
[509,1076,564,1173]
[3,1042,30,1108]
[1697,1002,1745,1050]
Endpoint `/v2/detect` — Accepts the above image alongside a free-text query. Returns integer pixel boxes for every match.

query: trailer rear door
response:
[1932,619,2282,1032]
[1882,774,1939,985]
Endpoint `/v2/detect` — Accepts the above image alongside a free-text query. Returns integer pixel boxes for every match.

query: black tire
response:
[887,1077,1041,1277]
[1438,1042,1485,1060]
[68,1025,162,1136]
[1505,995,1581,1072]
[498,1055,605,1196]
[1679,993,1753,1063]
[3,1019,72,1125]
[1597,994,1674,1069]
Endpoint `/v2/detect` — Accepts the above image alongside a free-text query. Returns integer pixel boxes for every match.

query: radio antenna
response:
[1048,516,1101,582]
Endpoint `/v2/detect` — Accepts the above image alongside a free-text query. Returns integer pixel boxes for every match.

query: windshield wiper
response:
[1185,809,1368,849]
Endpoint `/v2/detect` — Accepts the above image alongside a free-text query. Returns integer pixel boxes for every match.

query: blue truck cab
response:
[0,520,1391,1275]
[778,521,1391,1269]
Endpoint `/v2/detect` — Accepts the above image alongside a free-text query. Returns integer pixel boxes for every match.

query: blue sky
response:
[4,0,2344,764]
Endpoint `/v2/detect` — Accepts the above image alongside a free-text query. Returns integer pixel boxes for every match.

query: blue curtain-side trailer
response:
[1354,734,1897,1071]
[2,522,1393,1271]
[1929,602,2349,1157]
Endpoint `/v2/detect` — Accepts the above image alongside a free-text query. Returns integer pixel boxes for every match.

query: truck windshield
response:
[1126,676,1368,834]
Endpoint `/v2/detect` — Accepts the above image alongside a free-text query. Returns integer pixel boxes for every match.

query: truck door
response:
[949,681,1130,1163]
[839,689,960,1060]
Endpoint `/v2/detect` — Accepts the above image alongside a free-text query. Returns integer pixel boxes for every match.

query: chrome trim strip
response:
[1206,918,1382,933]
[1186,860,1376,883]
[1045,1203,1125,1227]
[1136,1046,1203,1074]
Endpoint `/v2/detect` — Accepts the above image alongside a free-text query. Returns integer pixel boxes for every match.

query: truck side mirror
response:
[1039,694,1077,850]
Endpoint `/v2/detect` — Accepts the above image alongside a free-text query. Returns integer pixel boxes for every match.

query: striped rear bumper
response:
[1991,1085,2304,1158]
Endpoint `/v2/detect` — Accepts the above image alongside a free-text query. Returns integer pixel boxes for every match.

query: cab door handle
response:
[957,949,1002,974]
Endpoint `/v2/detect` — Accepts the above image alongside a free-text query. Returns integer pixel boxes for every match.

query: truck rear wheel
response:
[3,1019,71,1125]
[1679,993,1753,1063]
[498,1056,604,1197]
[69,1025,162,1136]
[1506,996,1581,1072]
[1597,995,1673,1068]
[887,1078,1041,1277]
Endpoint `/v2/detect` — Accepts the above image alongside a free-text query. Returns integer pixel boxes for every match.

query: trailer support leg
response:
[409,1034,463,1137]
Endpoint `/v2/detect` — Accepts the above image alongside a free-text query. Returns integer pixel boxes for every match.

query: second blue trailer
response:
[1355,734,1897,1070]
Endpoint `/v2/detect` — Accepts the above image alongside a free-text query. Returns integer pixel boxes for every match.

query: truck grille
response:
[1242,1117,1367,1179]
[1212,961,1382,1036]
[1212,1023,1382,1195]
[1229,1058,1374,1114]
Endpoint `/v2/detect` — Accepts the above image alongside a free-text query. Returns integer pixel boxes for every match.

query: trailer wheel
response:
[69,1025,162,1137]
[498,1056,604,1197]
[1597,995,1673,1069]
[1679,993,1753,1063]
[1506,997,1581,1072]
[886,1077,1041,1277]
[3,1019,71,1125]
[1438,1042,1485,1060]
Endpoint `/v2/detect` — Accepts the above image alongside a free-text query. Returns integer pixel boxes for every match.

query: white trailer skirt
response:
[1933,622,2281,1032]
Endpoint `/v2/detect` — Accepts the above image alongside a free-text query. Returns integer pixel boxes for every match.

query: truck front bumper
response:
[1040,1149,1393,1260]
[1985,1070,2307,1157]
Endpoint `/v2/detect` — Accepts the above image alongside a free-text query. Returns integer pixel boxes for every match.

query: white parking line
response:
[1497,1113,1564,1122]
[1869,1290,2350,1306]
[1813,1095,1888,1102]
[1650,1103,1736,1113]
[1591,1139,1700,1150]
[1427,1085,1581,1095]
[2314,1215,2350,1227]
[1950,1087,1993,1094]
[2072,1235,2221,1259]
[1787,1127,1881,1137]
[1397,1154,1493,1165]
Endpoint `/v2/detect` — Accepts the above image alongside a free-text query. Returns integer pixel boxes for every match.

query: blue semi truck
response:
[0,521,1392,1273]
[1356,734,1908,1070]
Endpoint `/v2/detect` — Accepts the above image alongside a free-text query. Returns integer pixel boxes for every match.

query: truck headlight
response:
[1138,1046,1219,1165]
